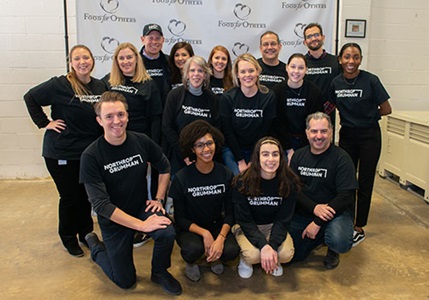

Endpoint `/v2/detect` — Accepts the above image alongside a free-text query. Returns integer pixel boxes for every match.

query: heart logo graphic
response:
[233,4,251,20]
[294,23,307,39]
[101,37,120,54]
[168,19,187,36]
[99,0,119,14]
[232,42,250,57]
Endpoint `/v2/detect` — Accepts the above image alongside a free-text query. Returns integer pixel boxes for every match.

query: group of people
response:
[23,22,391,295]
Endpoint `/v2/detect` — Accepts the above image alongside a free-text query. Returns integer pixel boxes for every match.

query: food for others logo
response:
[99,0,120,13]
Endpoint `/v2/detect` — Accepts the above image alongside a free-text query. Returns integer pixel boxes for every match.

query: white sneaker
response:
[238,257,253,279]
[271,264,283,277]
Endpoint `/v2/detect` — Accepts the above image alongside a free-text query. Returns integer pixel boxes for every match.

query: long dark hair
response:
[168,42,194,84]
[233,136,300,198]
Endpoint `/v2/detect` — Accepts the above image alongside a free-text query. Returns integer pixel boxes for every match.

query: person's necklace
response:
[290,85,303,96]
[343,74,359,86]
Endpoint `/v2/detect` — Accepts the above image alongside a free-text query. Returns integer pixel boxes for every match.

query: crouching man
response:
[80,91,182,295]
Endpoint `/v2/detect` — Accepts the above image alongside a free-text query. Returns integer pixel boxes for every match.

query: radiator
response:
[378,111,429,203]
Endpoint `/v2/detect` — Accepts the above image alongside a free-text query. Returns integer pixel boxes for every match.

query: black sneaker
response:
[353,229,366,247]
[85,232,103,250]
[133,232,152,248]
[65,244,84,257]
[324,249,339,269]
[151,271,182,295]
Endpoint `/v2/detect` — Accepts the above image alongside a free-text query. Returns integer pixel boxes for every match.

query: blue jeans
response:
[90,209,176,289]
[222,146,252,175]
[288,210,354,262]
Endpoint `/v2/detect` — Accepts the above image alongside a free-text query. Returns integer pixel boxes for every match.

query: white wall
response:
[1,0,428,179]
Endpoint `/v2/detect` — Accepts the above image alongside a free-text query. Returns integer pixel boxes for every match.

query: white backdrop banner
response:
[76,0,336,79]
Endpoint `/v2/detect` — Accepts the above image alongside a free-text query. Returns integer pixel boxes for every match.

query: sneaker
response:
[271,264,283,277]
[185,263,201,282]
[353,229,366,247]
[65,243,84,257]
[85,232,101,249]
[210,261,224,275]
[238,257,253,279]
[151,271,182,295]
[133,232,152,248]
[324,249,340,269]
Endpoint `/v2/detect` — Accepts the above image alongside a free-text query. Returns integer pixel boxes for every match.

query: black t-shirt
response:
[23,75,107,160]
[305,51,341,100]
[162,86,219,154]
[80,131,170,223]
[290,144,357,219]
[220,87,276,160]
[257,58,287,89]
[170,162,234,231]
[210,76,225,96]
[233,176,296,251]
[102,74,162,143]
[271,79,323,149]
[329,70,390,128]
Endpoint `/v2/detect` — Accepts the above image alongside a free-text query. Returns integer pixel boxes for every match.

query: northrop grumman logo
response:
[218,3,266,30]
[280,23,306,48]
[232,42,249,57]
[164,19,202,46]
[282,0,327,10]
[83,0,136,23]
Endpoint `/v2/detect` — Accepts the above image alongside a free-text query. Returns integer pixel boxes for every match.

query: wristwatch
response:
[155,198,165,205]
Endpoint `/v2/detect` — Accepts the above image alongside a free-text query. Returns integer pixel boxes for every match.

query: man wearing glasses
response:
[257,31,288,89]
[303,23,340,116]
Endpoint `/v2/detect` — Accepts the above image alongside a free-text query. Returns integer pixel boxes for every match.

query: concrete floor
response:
[1,175,429,299]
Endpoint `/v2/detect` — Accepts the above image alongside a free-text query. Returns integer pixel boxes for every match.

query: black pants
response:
[44,158,93,247]
[339,124,381,228]
[91,210,176,289]
[176,229,240,264]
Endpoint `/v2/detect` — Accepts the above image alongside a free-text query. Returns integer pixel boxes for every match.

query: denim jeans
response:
[221,146,252,175]
[91,209,176,289]
[288,210,354,262]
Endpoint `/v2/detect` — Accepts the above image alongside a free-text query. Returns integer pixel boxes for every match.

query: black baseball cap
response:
[143,23,163,36]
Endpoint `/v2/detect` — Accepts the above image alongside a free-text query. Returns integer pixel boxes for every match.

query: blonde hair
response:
[232,53,268,94]
[66,45,94,95]
[181,56,212,89]
[109,42,151,86]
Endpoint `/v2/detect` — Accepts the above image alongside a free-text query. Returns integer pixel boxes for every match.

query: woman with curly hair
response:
[169,120,239,281]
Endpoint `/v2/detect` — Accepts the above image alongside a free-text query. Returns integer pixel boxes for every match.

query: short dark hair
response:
[303,23,323,38]
[339,42,362,58]
[179,120,224,161]
[306,112,332,129]
[94,91,128,116]
[259,30,280,45]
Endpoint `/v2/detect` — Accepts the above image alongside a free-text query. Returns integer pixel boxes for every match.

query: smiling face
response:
[306,117,332,155]
[259,33,282,65]
[141,31,164,58]
[303,26,325,51]
[186,61,206,89]
[339,46,362,78]
[174,48,191,70]
[259,143,280,179]
[97,101,129,145]
[70,47,94,82]
[193,133,215,165]
[211,50,228,74]
[286,56,307,86]
[237,60,259,89]
[117,48,137,77]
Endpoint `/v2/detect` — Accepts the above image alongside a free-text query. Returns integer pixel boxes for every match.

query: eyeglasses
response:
[305,33,321,40]
[194,140,215,150]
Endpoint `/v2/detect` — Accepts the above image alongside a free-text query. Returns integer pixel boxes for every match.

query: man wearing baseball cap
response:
[140,23,171,109]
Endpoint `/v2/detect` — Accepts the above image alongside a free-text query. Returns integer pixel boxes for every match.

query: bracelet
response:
[219,233,226,239]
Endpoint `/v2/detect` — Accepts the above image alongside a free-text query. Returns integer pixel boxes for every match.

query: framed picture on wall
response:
[345,19,366,38]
